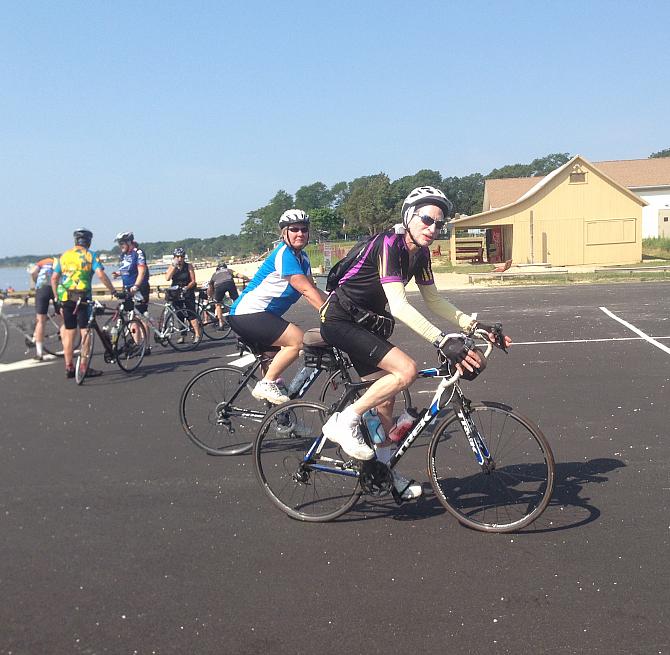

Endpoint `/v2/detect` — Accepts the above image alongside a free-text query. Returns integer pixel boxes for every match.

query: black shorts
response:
[320,295,394,377]
[61,300,90,330]
[228,312,289,350]
[125,285,150,314]
[175,292,196,314]
[35,286,54,315]
[214,281,239,302]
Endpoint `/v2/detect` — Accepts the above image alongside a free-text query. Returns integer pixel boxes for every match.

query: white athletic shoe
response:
[322,412,375,461]
[251,379,290,405]
[392,471,423,501]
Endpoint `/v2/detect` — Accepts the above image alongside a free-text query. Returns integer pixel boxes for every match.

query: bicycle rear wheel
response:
[428,401,555,532]
[180,365,266,455]
[115,318,147,372]
[200,304,232,341]
[254,400,361,521]
[165,309,202,351]
[75,328,95,385]
[42,309,78,357]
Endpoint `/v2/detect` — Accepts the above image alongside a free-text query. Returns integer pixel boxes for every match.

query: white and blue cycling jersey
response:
[118,247,149,288]
[230,243,311,317]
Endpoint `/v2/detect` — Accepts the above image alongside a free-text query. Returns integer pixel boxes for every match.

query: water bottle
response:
[362,408,386,444]
[110,324,119,345]
[287,366,312,396]
[388,408,419,443]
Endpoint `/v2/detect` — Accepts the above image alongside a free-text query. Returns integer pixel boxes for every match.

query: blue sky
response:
[1,0,668,257]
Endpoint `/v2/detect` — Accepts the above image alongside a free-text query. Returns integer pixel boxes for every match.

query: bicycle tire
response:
[179,365,267,455]
[254,399,362,522]
[427,401,555,533]
[199,304,232,341]
[165,308,202,352]
[0,316,8,359]
[75,328,95,385]
[318,369,412,412]
[114,318,147,372]
[42,309,78,357]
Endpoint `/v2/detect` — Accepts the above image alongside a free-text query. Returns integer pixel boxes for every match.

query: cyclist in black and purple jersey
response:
[320,186,512,500]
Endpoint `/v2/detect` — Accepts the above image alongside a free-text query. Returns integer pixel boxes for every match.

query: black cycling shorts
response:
[174,291,196,314]
[320,295,394,377]
[214,281,239,302]
[228,311,290,351]
[34,286,54,315]
[125,285,150,314]
[61,300,89,330]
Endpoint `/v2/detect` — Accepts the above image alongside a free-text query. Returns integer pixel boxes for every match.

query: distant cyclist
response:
[30,256,57,361]
[112,231,151,348]
[228,210,328,404]
[165,247,202,343]
[207,262,238,329]
[51,228,117,378]
[320,186,512,500]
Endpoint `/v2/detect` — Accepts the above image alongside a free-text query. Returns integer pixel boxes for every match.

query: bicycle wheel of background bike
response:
[165,309,202,352]
[0,316,8,359]
[199,305,232,341]
[427,401,555,533]
[75,328,96,385]
[115,318,147,372]
[179,365,266,455]
[254,400,362,522]
[42,309,79,357]
[318,370,412,412]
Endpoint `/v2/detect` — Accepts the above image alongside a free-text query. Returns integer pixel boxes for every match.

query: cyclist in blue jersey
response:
[30,256,58,360]
[228,209,328,404]
[113,231,152,350]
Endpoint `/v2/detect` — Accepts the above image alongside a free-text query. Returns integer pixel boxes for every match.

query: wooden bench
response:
[455,246,484,264]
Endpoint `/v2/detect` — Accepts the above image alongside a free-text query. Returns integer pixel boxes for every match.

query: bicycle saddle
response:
[303,328,329,350]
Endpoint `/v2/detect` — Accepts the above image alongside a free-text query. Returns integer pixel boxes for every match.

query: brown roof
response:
[484,157,670,209]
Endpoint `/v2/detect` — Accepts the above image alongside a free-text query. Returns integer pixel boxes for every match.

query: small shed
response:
[451,155,645,266]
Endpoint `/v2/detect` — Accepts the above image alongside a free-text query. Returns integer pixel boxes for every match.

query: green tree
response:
[309,207,341,239]
[487,152,571,178]
[340,173,394,236]
[650,148,670,158]
[295,182,332,211]
[442,173,486,215]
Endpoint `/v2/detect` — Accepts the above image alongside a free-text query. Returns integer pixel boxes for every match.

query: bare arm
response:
[51,271,60,300]
[187,264,197,291]
[287,274,328,311]
[165,265,175,281]
[133,264,146,288]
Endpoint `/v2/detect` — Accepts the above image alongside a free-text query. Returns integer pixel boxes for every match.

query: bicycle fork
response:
[456,404,495,474]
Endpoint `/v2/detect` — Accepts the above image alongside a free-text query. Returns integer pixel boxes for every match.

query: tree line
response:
[4,149,668,265]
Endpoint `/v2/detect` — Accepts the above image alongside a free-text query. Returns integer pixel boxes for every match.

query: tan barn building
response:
[452,155,646,266]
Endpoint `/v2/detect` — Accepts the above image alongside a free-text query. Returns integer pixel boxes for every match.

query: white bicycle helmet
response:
[115,231,134,243]
[278,209,310,229]
[401,186,453,226]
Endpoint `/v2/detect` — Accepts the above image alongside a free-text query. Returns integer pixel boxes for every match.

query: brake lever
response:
[492,322,508,353]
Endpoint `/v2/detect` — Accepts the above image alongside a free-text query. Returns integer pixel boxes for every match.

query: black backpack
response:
[325,235,377,293]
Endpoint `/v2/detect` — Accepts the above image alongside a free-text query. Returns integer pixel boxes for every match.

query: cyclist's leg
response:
[183,293,201,339]
[213,286,226,326]
[32,287,53,358]
[264,323,303,382]
[60,301,80,372]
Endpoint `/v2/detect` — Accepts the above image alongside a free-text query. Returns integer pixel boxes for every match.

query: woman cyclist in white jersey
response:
[228,210,328,405]
[319,186,512,500]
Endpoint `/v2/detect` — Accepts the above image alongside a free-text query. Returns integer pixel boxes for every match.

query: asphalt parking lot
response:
[1,282,669,654]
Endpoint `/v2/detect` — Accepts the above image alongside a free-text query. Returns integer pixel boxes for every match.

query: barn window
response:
[569,164,587,184]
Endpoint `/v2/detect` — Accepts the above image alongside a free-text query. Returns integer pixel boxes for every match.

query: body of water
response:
[0,264,123,293]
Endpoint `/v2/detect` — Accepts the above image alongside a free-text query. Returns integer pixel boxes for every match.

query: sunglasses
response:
[416,214,446,230]
[288,226,309,234]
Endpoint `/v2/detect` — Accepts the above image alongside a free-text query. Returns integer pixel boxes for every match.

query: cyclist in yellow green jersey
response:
[51,228,117,378]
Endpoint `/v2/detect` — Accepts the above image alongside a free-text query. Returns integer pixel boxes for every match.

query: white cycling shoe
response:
[391,471,423,501]
[252,379,290,405]
[322,412,375,461]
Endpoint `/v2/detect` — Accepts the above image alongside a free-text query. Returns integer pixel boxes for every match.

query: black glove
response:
[113,290,125,299]
[438,335,474,366]
[53,300,62,314]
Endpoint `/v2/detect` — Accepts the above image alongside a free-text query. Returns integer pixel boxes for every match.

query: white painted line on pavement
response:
[0,358,58,374]
[600,307,670,355]
[512,336,669,346]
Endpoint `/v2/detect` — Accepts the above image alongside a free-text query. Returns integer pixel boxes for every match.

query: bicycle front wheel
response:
[115,318,147,372]
[179,365,266,455]
[0,316,8,359]
[165,309,202,352]
[428,401,555,533]
[254,400,361,522]
[200,304,232,341]
[75,328,95,385]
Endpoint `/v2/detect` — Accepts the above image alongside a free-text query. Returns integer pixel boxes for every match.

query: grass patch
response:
[470,270,670,286]
[642,237,670,260]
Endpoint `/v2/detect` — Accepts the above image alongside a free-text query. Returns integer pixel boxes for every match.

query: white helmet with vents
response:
[278,209,310,229]
[401,186,453,226]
